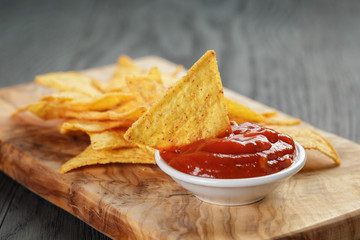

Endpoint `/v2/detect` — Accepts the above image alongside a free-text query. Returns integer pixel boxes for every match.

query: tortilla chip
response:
[124,50,230,149]
[267,125,340,165]
[59,146,155,173]
[225,98,265,123]
[42,92,134,111]
[107,107,147,120]
[35,72,102,96]
[148,67,162,84]
[137,144,156,155]
[263,114,301,126]
[89,129,135,150]
[115,55,142,75]
[25,101,65,120]
[62,106,146,121]
[60,119,134,134]
[261,111,278,118]
[95,55,143,92]
[67,92,134,111]
[21,93,138,121]
[40,92,88,101]
[112,100,144,113]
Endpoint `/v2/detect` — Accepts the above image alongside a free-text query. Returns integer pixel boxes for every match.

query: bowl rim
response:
[155,141,306,187]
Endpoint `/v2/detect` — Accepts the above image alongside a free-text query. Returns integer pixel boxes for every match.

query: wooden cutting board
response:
[1,57,360,240]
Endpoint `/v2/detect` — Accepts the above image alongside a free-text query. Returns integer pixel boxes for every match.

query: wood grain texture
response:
[0,57,360,239]
[1,0,360,239]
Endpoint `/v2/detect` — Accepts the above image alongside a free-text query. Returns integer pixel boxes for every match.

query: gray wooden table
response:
[1,0,360,239]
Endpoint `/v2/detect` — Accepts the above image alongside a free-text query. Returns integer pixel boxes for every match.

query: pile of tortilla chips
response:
[13,50,340,173]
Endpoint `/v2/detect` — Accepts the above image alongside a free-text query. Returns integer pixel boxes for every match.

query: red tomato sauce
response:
[160,122,296,179]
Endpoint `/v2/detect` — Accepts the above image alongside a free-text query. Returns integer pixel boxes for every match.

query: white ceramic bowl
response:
[155,141,306,206]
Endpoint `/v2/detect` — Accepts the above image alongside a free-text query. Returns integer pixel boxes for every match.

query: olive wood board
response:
[1,57,360,240]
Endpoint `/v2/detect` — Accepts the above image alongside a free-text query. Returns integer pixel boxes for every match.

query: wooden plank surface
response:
[2,0,360,239]
[1,57,360,239]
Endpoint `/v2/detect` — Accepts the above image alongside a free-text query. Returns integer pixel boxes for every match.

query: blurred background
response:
[2,0,360,137]
[1,0,360,239]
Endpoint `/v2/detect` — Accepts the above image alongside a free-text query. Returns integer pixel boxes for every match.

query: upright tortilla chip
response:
[267,125,340,165]
[124,50,230,149]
